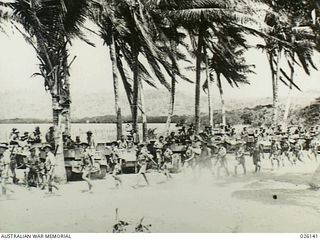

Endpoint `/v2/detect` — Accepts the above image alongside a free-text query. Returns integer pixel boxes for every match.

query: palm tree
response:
[9,0,89,181]
[207,25,254,127]
[157,0,267,133]
[92,0,187,140]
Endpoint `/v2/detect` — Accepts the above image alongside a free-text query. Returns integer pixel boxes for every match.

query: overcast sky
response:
[1,22,320,112]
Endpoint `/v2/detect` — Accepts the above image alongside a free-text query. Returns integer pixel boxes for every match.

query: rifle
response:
[54,144,59,157]
[9,146,16,159]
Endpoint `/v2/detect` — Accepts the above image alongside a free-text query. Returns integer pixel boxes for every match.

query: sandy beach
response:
[1,156,320,233]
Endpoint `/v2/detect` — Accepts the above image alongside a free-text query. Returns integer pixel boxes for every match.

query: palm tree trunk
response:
[165,74,175,137]
[139,80,147,142]
[273,50,281,124]
[116,48,133,116]
[110,34,122,140]
[165,42,176,136]
[132,45,139,135]
[217,73,226,127]
[205,53,213,130]
[63,56,71,137]
[283,52,295,125]
[51,94,67,183]
[195,28,204,134]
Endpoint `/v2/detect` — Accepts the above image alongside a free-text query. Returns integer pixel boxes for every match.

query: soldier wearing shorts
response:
[0,144,14,196]
[43,145,59,194]
[81,144,94,192]
[234,144,246,175]
[162,147,173,180]
[251,142,263,173]
[270,139,281,169]
[112,160,122,188]
[134,145,152,187]
[214,145,229,177]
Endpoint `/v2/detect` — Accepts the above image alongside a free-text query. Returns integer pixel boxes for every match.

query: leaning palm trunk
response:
[165,73,176,137]
[139,80,147,142]
[217,73,226,127]
[205,53,213,130]
[283,52,295,125]
[165,41,177,136]
[110,34,122,140]
[132,46,139,135]
[195,29,204,134]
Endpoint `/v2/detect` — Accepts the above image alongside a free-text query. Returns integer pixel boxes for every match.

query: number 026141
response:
[300,234,319,239]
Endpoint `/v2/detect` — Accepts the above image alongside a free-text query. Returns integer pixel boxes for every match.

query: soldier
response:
[214,144,229,177]
[9,129,20,145]
[112,159,122,189]
[293,141,304,164]
[20,131,30,142]
[270,139,281,169]
[25,146,40,188]
[154,136,166,166]
[281,138,293,166]
[0,144,15,196]
[28,126,42,144]
[43,145,59,194]
[166,132,177,144]
[45,127,55,149]
[132,130,140,146]
[187,130,198,143]
[234,143,246,175]
[199,142,213,176]
[162,147,173,180]
[81,143,94,192]
[117,135,128,149]
[251,142,263,173]
[308,137,318,161]
[86,131,95,149]
[133,144,152,187]
[75,136,81,145]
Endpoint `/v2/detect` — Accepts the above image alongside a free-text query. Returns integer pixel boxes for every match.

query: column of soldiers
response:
[0,126,95,196]
[1,123,320,197]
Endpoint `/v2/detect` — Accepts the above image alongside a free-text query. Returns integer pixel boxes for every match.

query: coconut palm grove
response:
[2,0,320,234]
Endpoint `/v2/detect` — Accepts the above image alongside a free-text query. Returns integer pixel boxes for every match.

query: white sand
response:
[1,155,320,233]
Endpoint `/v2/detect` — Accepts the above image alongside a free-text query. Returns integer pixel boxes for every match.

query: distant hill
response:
[0,88,319,121]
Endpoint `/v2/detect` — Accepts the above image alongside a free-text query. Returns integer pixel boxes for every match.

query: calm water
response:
[0,123,177,143]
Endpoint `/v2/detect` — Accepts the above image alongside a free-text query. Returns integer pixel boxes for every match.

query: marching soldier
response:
[112,159,122,189]
[234,143,246,175]
[281,138,293,166]
[133,144,152,187]
[162,147,173,180]
[270,139,281,169]
[154,136,166,166]
[214,144,229,177]
[43,145,59,194]
[293,141,304,164]
[250,142,263,173]
[308,137,318,161]
[0,144,15,197]
[25,146,40,188]
[81,143,94,192]
[199,142,214,176]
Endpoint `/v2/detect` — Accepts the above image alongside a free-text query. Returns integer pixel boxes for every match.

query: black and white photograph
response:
[1,0,320,235]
